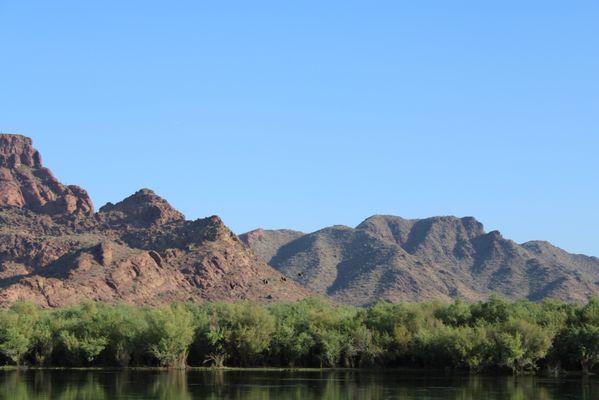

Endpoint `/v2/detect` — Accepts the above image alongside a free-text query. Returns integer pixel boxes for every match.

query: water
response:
[0,369,596,400]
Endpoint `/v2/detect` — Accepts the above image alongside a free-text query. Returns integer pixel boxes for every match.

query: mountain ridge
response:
[1,133,596,308]
[240,214,599,305]
[0,134,311,307]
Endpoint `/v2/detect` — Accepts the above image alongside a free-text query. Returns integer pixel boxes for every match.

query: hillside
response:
[241,215,599,305]
[0,134,311,307]
[2,134,597,308]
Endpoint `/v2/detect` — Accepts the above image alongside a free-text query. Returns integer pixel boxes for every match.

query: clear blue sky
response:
[1,1,598,255]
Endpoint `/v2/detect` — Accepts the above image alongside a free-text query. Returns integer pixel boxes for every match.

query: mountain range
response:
[240,216,599,305]
[0,134,597,307]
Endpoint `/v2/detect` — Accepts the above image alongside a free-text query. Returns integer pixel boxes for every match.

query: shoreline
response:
[0,366,594,378]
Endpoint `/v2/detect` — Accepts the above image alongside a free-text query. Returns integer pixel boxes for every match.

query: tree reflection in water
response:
[0,370,596,400]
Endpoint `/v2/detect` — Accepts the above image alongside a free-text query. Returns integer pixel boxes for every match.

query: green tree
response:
[0,302,41,365]
[269,301,315,367]
[146,303,196,368]
[580,297,599,325]
[435,298,472,327]
[30,311,61,365]
[54,302,110,365]
[102,305,148,366]
[205,301,275,366]
[471,295,510,324]
[555,324,599,374]
[491,319,553,372]
[305,300,357,367]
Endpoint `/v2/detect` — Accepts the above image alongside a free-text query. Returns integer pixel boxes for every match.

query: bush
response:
[145,303,196,368]
[0,297,596,373]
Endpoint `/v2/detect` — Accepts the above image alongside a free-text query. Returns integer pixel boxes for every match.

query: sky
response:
[0,1,598,255]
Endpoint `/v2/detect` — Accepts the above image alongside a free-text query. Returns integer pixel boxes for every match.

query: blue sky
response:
[1,1,598,255]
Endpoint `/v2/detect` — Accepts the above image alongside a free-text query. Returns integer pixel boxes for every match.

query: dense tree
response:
[54,302,110,366]
[0,302,40,365]
[495,319,554,372]
[200,301,275,367]
[145,303,196,368]
[269,300,315,367]
[102,305,148,366]
[0,298,597,373]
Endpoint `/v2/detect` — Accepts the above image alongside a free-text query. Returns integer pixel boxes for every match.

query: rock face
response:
[0,134,93,217]
[0,135,311,307]
[242,215,599,305]
[98,189,185,228]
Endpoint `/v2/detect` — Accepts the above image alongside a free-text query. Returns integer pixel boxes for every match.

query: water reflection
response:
[0,369,596,400]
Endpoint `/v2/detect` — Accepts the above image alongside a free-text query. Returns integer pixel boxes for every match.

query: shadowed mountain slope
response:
[239,228,305,263]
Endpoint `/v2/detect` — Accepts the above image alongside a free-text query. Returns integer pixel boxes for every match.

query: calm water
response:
[0,369,596,400]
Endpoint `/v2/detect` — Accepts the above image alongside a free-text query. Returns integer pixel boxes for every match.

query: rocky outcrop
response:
[243,215,599,305]
[98,188,185,227]
[0,134,93,217]
[0,134,42,169]
[0,134,312,308]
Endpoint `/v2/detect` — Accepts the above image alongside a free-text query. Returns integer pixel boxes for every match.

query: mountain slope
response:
[0,134,311,307]
[242,215,599,305]
[239,228,305,263]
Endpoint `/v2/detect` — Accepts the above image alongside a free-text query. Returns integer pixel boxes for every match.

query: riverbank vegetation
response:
[0,297,597,373]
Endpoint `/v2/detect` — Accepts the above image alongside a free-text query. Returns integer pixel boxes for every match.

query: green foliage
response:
[553,323,599,374]
[103,305,148,366]
[146,303,196,368]
[198,301,275,366]
[54,302,111,365]
[435,298,472,326]
[496,319,554,372]
[580,297,599,325]
[0,297,597,373]
[269,301,316,367]
[470,295,510,324]
[0,302,41,365]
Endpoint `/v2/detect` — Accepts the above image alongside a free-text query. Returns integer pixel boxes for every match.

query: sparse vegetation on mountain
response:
[1,133,597,308]
[243,215,599,305]
[0,134,310,307]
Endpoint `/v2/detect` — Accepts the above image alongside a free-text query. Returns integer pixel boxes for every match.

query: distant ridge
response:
[241,215,599,305]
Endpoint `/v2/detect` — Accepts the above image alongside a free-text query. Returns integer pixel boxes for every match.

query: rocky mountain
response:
[0,135,93,216]
[241,215,599,305]
[3,133,596,308]
[0,134,310,307]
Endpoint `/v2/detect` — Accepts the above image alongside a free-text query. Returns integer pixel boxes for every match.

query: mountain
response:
[3,133,597,308]
[241,215,599,305]
[0,134,310,307]
[0,135,93,216]
[239,228,305,263]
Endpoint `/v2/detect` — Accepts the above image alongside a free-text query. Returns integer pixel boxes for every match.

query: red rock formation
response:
[0,134,93,216]
[98,188,184,227]
[0,134,312,308]
[0,134,42,168]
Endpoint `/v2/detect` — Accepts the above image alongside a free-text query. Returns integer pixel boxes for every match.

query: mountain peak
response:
[0,134,42,168]
[0,134,93,216]
[487,230,503,240]
[99,188,185,227]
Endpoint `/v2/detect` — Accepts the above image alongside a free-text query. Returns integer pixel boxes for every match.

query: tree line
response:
[0,297,597,373]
